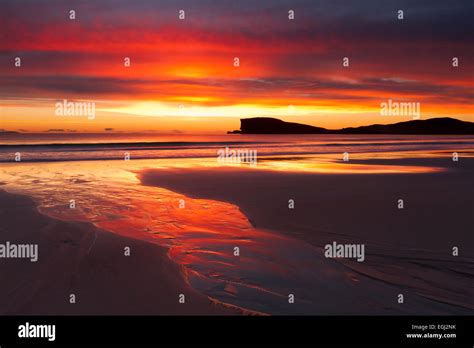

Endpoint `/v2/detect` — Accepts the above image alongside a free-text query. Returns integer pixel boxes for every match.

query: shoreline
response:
[139,157,474,252]
[0,189,240,315]
[1,155,472,315]
[138,158,474,313]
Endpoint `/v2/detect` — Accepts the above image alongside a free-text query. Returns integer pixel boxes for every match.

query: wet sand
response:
[0,155,472,315]
[139,157,474,313]
[0,190,238,315]
[139,157,474,251]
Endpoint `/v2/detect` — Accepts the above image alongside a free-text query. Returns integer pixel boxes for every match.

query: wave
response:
[1,139,473,150]
[1,137,473,163]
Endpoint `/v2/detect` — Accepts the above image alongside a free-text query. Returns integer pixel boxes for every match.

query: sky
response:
[0,0,473,133]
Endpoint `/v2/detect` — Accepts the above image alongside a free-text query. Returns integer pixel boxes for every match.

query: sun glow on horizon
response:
[98,100,380,119]
[1,0,472,133]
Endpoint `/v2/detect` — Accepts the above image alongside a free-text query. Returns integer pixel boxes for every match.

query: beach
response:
[0,190,237,315]
[140,157,474,251]
[0,134,473,315]
[1,1,472,343]
[138,157,474,313]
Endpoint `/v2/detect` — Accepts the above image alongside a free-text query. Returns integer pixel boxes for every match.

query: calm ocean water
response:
[1,133,473,162]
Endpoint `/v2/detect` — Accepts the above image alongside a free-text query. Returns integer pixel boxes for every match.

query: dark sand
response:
[140,159,473,252]
[139,157,474,312]
[0,190,238,315]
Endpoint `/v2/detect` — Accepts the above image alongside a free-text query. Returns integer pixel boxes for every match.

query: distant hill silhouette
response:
[227,117,474,135]
[0,129,20,134]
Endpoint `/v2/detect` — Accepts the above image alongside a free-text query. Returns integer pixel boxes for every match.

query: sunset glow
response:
[1,0,473,133]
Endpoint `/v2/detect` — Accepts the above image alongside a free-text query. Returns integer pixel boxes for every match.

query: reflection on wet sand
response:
[0,155,469,314]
